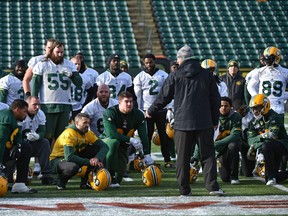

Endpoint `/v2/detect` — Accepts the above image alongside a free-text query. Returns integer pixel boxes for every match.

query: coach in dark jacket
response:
[146,45,223,196]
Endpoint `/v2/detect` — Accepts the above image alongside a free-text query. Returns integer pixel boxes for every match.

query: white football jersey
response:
[133,69,168,110]
[83,67,99,87]
[28,54,46,68]
[218,81,228,97]
[0,102,9,110]
[33,59,77,105]
[21,109,46,131]
[96,71,132,99]
[0,74,24,106]
[247,65,288,114]
[81,98,118,136]
[71,73,93,111]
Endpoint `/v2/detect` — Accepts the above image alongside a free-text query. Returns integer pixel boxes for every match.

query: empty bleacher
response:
[151,0,288,70]
[0,0,141,72]
[0,0,288,74]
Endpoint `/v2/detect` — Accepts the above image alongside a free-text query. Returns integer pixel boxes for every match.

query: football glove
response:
[144,154,154,166]
[9,143,21,160]
[129,137,143,151]
[61,68,72,77]
[166,109,174,123]
[26,131,40,141]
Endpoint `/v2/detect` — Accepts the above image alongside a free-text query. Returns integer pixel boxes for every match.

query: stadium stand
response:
[151,0,288,71]
[0,0,287,75]
[0,0,141,73]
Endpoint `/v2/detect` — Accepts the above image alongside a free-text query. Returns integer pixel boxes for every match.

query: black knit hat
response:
[107,54,120,65]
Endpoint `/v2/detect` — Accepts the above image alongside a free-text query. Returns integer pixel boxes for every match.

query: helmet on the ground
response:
[249,94,270,115]
[0,176,8,197]
[152,130,161,146]
[134,157,146,172]
[142,165,162,187]
[88,168,111,191]
[263,46,281,66]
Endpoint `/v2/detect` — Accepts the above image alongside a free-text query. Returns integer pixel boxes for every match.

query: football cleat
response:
[142,165,162,187]
[263,46,281,66]
[249,94,270,115]
[88,168,111,191]
[77,165,88,178]
[0,175,8,197]
[189,165,199,184]
[166,122,174,139]
[152,130,161,146]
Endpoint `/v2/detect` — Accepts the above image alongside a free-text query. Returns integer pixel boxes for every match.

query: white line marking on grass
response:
[253,176,288,192]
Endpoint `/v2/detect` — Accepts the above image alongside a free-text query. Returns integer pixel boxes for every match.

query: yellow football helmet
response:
[134,157,146,172]
[152,130,161,146]
[201,59,217,73]
[249,94,270,115]
[88,168,111,191]
[77,166,88,178]
[142,165,162,187]
[166,122,174,139]
[263,46,281,65]
[254,162,265,178]
[0,176,8,197]
[189,165,199,184]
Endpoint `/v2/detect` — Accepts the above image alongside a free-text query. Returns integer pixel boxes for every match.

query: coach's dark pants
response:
[174,128,220,195]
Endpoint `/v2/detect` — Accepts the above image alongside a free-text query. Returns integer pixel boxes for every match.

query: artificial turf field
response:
[1,117,288,215]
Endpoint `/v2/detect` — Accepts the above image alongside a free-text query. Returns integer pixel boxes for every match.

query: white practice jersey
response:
[33,59,77,105]
[0,74,24,106]
[218,81,228,97]
[83,67,99,87]
[81,98,118,136]
[96,71,132,99]
[21,109,46,132]
[0,102,9,110]
[133,69,168,110]
[28,54,46,68]
[71,73,92,111]
[247,65,288,114]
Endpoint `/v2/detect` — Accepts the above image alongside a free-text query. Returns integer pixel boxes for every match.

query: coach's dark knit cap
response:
[177,45,194,60]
